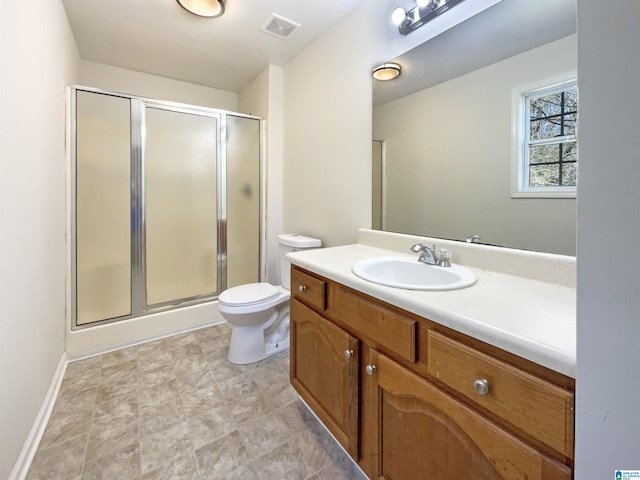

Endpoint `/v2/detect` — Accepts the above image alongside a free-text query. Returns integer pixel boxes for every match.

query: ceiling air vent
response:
[260,14,301,40]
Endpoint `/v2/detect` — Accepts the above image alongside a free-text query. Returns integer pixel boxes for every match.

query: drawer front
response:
[291,267,327,311]
[427,331,574,458]
[335,287,416,362]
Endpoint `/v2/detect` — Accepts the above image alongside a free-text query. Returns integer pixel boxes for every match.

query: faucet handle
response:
[410,243,427,253]
[438,248,451,267]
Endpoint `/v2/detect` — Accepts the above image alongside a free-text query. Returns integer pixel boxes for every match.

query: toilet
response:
[218,233,322,364]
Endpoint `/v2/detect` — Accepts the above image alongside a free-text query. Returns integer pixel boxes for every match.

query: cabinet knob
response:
[297,285,307,293]
[365,364,377,376]
[473,378,490,396]
[344,349,354,360]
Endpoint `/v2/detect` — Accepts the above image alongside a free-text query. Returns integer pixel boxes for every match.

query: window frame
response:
[511,73,578,198]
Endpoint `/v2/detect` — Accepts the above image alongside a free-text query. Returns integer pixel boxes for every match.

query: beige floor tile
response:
[99,359,138,385]
[170,342,203,361]
[250,440,315,480]
[140,421,193,475]
[140,399,185,436]
[26,434,86,480]
[217,464,259,480]
[141,452,201,480]
[27,328,365,480]
[195,430,250,480]
[85,421,139,463]
[100,345,138,369]
[81,442,140,480]
[236,412,290,459]
[166,331,200,348]
[39,408,94,448]
[179,383,225,419]
[138,349,173,372]
[93,390,138,428]
[138,380,181,409]
[217,374,260,402]
[186,403,236,449]
[197,334,230,355]
[52,384,97,417]
[137,338,170,356]
[138,363,176,388]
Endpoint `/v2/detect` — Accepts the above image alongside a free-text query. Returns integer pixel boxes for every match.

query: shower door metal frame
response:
[69,85,263,330]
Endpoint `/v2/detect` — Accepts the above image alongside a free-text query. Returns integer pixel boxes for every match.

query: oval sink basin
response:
[351,256,476,291]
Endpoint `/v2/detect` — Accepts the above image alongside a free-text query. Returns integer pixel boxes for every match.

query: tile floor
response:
[27,323,366,480]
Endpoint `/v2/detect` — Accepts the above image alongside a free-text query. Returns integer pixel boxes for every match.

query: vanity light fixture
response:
[177,0,225,18]
[372,63,402,81]
[392,0,466,36]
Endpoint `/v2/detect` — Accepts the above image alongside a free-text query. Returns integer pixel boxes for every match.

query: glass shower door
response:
[144,106,220,307]
[226,115,261,288]
[75,91,132,325]
[72,87,262,328]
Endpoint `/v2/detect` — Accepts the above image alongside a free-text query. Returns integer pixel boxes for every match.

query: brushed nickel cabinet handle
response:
[473,378,490,396]
[365,364,377,376]
[344,349,354,360]
[297,285,307,293]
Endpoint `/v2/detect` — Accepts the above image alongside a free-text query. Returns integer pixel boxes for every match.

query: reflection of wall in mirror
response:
[373,34,577,256]
[372,140,383,230]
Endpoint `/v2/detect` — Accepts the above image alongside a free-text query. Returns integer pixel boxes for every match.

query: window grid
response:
[524,83,577,188]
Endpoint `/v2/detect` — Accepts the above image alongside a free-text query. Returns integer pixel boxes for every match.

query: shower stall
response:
[70,87,262,328]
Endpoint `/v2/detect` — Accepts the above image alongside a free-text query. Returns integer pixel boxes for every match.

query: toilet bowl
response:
[219,234,321,364]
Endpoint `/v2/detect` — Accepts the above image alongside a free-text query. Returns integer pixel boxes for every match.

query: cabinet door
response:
[290,299,359,457]
[366,351,571,480]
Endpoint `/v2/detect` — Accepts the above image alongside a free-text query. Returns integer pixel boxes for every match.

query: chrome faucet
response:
[410,243,439,265]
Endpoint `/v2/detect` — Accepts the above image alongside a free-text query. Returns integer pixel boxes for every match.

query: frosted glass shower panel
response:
[145,108,218,305]
[76,91,132,325]
[226,115,261,288]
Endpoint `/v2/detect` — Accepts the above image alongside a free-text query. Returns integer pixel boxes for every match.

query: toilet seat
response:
[219,282,279,307]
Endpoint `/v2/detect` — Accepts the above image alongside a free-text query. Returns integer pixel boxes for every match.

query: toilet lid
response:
[218,283,280,307]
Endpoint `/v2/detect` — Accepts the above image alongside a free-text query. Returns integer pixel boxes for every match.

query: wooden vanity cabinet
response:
[290,298,360,457]
[289,266,575,480]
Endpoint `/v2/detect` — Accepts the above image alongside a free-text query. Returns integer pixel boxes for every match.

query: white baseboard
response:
[9,352,68,480]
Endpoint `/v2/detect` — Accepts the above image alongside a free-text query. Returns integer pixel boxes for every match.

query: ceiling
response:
[61,0,365,93]
[373,0,577,106]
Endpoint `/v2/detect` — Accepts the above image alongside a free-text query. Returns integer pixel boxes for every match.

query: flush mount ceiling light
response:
[392,0,465,35]
[177,0,225,18]
[372,63,402,81]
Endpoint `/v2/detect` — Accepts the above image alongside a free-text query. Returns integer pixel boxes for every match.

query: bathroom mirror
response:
[372,0,577,255]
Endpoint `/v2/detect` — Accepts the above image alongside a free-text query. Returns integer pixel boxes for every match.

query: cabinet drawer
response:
[291,267,327,311]
[427,331,574,458]
[335,287,416,362]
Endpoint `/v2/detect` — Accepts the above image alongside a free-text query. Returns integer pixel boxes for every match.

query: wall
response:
[282,0,502,247]
[239,66,285,284]
[0,0,80,477]
[80,60,238,111]
[373,35,577,255]
[575,0,640,475]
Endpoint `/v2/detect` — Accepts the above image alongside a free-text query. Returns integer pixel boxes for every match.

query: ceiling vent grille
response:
[260,14,301,40]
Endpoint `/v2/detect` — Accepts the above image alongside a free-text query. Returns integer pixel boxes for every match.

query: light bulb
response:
[416,0,429,7]
[391,7,408,25]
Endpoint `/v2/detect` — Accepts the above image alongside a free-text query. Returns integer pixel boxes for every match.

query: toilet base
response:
[227,324,290,365]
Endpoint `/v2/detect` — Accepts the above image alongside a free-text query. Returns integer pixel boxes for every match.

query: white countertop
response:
[287,243,576,378]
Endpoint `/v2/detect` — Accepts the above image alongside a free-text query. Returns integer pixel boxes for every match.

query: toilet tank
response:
[278,234,322,290]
